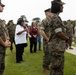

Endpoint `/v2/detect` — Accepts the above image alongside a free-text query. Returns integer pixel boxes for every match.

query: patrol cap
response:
[51,0,65,5]
[0,0,5,7]
[44,8,51,13]
[9,20,13,23]
[32,17,41,22]
[32,19,40,22]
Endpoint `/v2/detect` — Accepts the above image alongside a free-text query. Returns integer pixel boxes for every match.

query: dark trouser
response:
[68,37,72,47]
[74,36,76,43]
[66,36,72,49]
[42,41,50,68]
[0,51,5,75]
[29,37,37,53]
[10,37,15,52]
[50,51,64,75]
[15,44,25,62]
[0,63,5,75]
[10,42,13,51]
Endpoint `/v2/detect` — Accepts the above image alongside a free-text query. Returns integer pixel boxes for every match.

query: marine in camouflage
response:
[0,20,6,75]
[7,22,16,51]
[41,17,51,69]
[49,14,66,75]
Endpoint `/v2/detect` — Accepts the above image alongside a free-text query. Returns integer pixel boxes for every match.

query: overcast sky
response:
[0,0,76,25]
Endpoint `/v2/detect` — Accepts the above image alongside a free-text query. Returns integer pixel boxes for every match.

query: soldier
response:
[40,8,53,72]
[2,20,9,41]
[47,0,69,75]
[0,1,11,75]
[66,20,73,49]
[7,20,16,52]
[74,20,76,43]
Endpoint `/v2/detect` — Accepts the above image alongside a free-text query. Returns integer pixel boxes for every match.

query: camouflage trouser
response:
[42,42,50,68]
[0,51,5,75]
[10,37,15,51]
[0,63,5,75]
[50,51,64,75]
[68,37,72,47]
[74,36,76,43]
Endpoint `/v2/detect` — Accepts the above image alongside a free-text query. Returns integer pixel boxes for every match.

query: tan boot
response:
[43,67,50,73]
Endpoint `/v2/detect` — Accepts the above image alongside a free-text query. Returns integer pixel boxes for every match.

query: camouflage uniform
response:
[66,23,73,48]
[7,24,16,51]
[49,14,66,75]
[41,18,51,69]
[0,21,6,75]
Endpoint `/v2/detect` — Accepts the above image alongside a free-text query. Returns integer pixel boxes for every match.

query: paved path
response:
[66,46,76,55]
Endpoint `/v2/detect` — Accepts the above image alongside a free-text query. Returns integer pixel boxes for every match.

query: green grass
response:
[72,44,76,47]
[3,43,76,75]
[64,52,76,75]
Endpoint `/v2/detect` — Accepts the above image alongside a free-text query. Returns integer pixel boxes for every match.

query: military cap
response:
[32,20,40,22]
[9,20,13,22]
[20,15,28,22]
[44,8,51,13]
[32,17,41,22]
[51,0,65,5]
[0,0,5,7]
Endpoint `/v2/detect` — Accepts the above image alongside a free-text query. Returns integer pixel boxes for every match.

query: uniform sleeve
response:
[40,21,44,30]
[40,26,44,30]
[55,28,62,33]
[40,20,45,30]
[53,17,62,33]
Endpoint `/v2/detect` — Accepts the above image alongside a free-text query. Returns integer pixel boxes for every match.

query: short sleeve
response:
[55,28,62,33]
[15,25,22,34]
[52,16,62,33]
[40,19,48,30]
